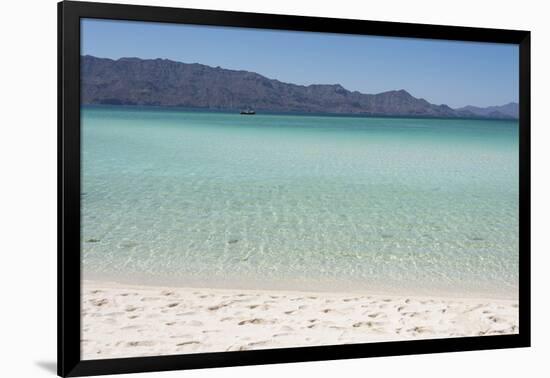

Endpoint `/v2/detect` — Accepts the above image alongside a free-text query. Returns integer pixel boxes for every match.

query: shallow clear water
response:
[81,106,519,298]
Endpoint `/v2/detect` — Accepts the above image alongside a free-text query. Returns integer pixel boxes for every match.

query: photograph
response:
[79,18,520,360]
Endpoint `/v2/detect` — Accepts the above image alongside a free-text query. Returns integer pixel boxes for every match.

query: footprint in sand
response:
[226,344,249,351]
[208,301,236,311]
[238,318,270,325]
[488,315,505,323]
[272,333,291,338]
[126,341,155,347]
[371,312,385,318]
[90,298,109,307]
[141,297,160,302]
[352,321,375,328]
[121,325,140,330]
[408,326,431,334]
[248,304,261,309]
[342,298,354,302]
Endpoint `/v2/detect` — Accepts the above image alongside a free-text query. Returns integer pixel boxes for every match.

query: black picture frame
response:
[58,1,531,376]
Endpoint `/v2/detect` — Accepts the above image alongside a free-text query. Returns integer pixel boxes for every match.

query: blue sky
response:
[81,19,518,108]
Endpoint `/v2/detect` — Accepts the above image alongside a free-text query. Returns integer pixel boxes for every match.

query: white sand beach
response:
[81,281,518,360]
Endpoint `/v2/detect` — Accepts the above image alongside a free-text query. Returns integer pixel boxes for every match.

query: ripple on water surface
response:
[81,107,519,298]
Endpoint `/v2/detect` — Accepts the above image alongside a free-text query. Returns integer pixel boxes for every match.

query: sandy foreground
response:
[81,281,518,360]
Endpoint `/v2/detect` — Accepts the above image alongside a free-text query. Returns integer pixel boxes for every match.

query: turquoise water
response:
[81,106,519,298]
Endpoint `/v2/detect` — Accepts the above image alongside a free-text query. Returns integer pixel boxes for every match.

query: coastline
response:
[81,280,519,360]
[81,103,520,122]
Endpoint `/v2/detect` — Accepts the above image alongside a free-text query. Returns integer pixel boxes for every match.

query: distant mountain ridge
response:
[81,55,518,119]
[455,103,519,119]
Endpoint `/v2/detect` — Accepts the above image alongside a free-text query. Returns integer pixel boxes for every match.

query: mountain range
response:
[81,55,518,119]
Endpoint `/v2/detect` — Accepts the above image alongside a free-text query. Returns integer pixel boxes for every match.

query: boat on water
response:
[240,108,256,115]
